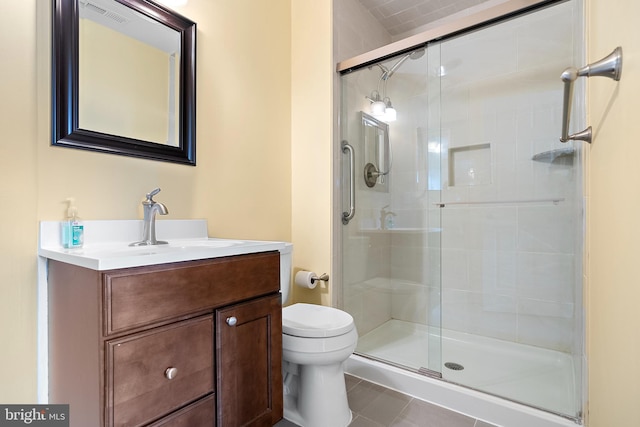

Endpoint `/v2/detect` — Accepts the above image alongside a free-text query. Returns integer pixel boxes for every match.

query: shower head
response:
[383,48,426,80]
[367,47,425,121]
[409,48,426,60]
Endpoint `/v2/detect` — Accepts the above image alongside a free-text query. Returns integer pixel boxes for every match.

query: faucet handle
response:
[146,188,161,201]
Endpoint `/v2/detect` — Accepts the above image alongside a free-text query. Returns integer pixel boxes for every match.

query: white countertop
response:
[38,219,289,271]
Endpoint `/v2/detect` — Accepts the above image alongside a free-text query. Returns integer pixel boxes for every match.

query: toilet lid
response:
[283,303,355,338]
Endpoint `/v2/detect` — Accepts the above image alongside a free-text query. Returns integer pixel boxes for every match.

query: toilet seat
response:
[283,303,354,338]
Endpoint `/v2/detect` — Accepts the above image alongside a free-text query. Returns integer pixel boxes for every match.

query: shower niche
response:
[448,143,492,187]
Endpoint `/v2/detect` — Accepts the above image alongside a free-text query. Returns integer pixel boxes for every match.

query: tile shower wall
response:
[341,61,395,337]
[439,3,577,352]
[342,50,436,336]
[386,2,579,352]
[387,67,434,327]
[334,0,391,63]
[341,1,580,353]
[337,0,394,336]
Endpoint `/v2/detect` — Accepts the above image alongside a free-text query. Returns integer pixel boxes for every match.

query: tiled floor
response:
[275,374,498,427]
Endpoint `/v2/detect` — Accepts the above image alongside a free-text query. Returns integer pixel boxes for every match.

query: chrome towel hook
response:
[560,46,622,144]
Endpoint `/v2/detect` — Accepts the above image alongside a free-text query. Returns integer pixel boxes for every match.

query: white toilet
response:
[279,244,358,427]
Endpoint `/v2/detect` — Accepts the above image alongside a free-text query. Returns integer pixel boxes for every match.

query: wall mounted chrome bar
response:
[560,47,623,144]
[342,141,355,225]
[434,198,565,208]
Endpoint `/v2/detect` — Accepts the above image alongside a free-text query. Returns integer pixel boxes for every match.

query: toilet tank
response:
[279,243,293,304]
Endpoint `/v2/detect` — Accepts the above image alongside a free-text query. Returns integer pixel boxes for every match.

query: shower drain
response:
[444,362,464,371]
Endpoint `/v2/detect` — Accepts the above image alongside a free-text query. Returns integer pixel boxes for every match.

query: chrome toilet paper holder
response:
[312,273,329,284]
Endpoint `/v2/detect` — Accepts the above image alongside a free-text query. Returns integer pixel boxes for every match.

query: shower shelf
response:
[531,147,575,162]
[434,198,565,207]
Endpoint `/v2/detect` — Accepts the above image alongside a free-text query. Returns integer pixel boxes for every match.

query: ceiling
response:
[357,0,492,36]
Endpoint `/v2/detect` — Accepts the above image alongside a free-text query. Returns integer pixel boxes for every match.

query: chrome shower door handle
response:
[342,141,355,225]
[560,68,594,144]
[559,46,622,144]
[560,69,577,143]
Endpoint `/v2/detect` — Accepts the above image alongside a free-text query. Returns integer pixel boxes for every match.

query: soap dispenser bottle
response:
[62,198,84,249]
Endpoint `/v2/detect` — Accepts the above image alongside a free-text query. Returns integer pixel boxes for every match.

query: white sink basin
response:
[88,239,250,258]
[107,238,245,254]
[170,239,245,248]
[39,220,288,270]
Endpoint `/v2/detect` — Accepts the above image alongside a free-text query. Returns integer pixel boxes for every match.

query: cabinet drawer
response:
[106,316,214,427]
[104,251,280,334]
[148,395,216,427]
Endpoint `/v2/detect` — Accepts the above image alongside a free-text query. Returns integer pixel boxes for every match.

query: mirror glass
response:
[53,0,196,165]
[79,0,181,146]
[362,112,390,192]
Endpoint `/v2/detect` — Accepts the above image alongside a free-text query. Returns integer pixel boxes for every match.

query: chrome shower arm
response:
[559,47,622,144]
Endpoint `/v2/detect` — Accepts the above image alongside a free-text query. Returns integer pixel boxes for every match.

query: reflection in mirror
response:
[362,112,390,192]
[79,0,181,146]
[53,0,196,165]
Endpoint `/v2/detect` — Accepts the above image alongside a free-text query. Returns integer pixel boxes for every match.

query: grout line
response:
[388,396,415,427]
[352,414,388,427]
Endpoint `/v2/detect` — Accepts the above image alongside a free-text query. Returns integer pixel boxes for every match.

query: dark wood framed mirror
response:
[52,0,196,165]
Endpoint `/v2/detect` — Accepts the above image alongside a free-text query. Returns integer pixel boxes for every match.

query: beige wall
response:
[4,0,639,424]
[0,0,38,402]
[290,1,333,306]
[586,0,640,425]
[1,0,291,402]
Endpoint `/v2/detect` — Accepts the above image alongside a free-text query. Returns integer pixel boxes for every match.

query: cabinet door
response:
[216,294,283,427]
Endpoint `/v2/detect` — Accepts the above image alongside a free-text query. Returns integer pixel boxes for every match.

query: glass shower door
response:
[339,47,442,377]
[338,0,583,419]
[431,1,583,418]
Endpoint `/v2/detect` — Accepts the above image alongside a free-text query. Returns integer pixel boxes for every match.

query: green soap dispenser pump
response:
[62,198,84,249]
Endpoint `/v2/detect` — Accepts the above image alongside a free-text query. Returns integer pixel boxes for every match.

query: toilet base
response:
[283,362,353,427]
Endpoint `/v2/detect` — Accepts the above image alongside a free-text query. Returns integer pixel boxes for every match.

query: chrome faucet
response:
[380,205,396,230]
[130,188,169,246]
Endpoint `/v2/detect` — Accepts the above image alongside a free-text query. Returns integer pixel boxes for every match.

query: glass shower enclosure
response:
[339,0,583,419]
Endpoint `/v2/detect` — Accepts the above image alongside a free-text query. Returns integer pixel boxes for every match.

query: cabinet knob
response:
[226,316,237,326]
[165,367,178,380]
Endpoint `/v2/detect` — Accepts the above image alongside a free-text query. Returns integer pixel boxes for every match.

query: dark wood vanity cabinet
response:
[48,251,283,427]
[216,295,282,426]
